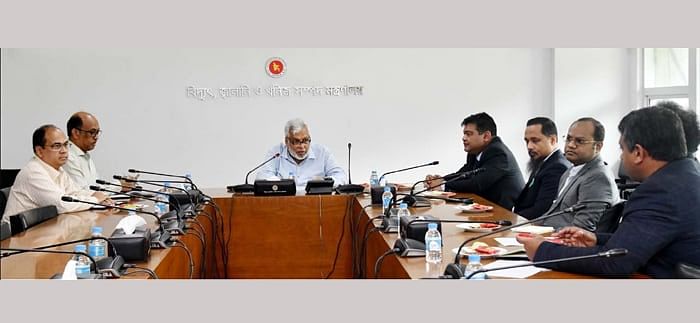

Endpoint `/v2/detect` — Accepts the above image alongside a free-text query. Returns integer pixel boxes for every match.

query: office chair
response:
[615,163,639,200]
[595,201,626,234]
[0,186,10,221]
[9,205,59,235]
[0,169,20,189]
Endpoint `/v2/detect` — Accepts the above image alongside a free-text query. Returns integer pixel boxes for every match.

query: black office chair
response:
[0,169,20,189]
[676,263,700,279]
[616,163,640,200]
[595,201,626,234]
[0,186,10,221]
[9,205,59,235]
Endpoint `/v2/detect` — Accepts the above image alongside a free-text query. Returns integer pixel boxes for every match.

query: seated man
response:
[425,112,524,210]
[537,117,619,231]
[656,101,700,162]
[513,117,570,219]
[517,107,700,278]
[256,118,347,192]
[64,112,102,189]
[2,125,111,224]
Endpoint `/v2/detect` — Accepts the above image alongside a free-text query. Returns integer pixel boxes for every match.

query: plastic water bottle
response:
[370,171,379,187]
[156,193,169,215]
[288,172,295,182]
[381,186,393,214]
[464,254,486,280]
[74,244,91,278]
[425,222,442,264]
[88,226,106,261]
[397,203,411,238]
[184,172,193,190]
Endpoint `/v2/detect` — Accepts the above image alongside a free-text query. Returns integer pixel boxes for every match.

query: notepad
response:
[511,225,555,235]
[483,260,550,279]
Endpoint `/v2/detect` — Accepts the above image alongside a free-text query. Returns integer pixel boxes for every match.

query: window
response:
[641,48,698,112]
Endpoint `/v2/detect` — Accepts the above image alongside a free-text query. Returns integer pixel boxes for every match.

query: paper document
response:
[483,260,550,279]
[494,237,523,247]
[511,225,555,234]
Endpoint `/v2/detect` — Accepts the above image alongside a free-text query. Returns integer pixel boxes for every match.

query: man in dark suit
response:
[425,112,524,209]
[513,117,570,219]
[517,107,700,278]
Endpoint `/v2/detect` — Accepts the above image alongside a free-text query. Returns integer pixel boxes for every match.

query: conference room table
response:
[1,187,595,279]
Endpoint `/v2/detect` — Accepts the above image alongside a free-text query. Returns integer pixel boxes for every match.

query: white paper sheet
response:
[482,260,550,279]
[511,225,555,234]
[494,237,523,246]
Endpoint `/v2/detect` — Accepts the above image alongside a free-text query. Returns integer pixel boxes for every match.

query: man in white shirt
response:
[256,118,347,192]
[64,112,101,189]
[2,125,111,227]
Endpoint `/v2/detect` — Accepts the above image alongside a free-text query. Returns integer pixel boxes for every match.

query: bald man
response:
[64,112,102,189]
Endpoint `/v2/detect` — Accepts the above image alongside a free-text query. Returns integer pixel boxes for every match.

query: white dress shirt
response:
[256,143,347,192]
[2,157,98,220]
[557,163,585,197]
[64,141,99,190]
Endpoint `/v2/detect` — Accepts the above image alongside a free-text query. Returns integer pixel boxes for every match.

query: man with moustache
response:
[64,112,102,189]
[256,118,347,192]
[513,117,570,219]
[425,112,524,210]
[517,107,700,278]
[2,125,112,230]
[536,117,619,231]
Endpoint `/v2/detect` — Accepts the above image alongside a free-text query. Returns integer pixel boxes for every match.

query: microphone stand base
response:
[150,230,174,249]
[380,217,399,233]
[335,184,365,194]
[227,184,254,194]
[163,219,186,236]
[443,263,466,279]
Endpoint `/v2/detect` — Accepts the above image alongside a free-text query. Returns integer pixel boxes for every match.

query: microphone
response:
[128,168,195,188]
[378,160,439,184]
[336,142,365,194]
[114,175,198,211]
[461,248,629,279]
[1,237,125,278]
[90,185,185,235]
[443,204,587,279]
[61,196,173,249]
[227,153,281,193]
[391,217,513,257]
[401,168,484,207]
[1,247,103,279]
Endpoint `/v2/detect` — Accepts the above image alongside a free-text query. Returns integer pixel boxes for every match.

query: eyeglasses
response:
[77,128,102,138]
[45,141,71,151]
[287,137,311,146]
[563,136,597,147]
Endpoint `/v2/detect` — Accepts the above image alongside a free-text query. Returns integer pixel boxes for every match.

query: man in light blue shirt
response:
[256,118,347,192]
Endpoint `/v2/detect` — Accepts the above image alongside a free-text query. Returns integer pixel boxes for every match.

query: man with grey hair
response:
[256,118,347,191]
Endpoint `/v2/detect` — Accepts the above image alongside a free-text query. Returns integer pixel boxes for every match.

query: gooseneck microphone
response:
[401,168,485,207]
[227,153,281,193]
[0,247,102,279]
[1,237,125,278]
[114,175,197,209]
[461,248,629,279]
[378,161,439,184]
[336,142,365,194]
[128,169,195,188]
[443,204,587,279]
[61,196,173,249]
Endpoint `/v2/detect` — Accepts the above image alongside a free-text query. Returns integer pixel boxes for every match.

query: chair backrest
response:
[9,205,59,234]
[0,169,20,189]
[676,263,700,279]
[0,186,10,221]
[596,201,626,234]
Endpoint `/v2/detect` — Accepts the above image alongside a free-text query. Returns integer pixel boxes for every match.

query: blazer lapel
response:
[550,156,601,211]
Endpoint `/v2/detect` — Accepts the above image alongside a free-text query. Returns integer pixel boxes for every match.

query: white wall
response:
[553,48,633,170]
[1,48,629,188]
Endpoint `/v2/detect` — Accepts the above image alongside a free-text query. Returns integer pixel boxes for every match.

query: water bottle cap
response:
[428,222,438,230]
[399,203,408,209]
[164,182,170,187]
[74,245,87,252]
[91,226,103,234]
[384,186,391,192]
[372,170,377,174]
[128,210,137,216]
[468,254,481,263]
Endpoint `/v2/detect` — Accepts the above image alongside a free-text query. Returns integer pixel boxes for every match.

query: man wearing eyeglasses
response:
[2,125,112,225]
[536,117,619,231]
[255,118,347,192]
[64,112,102,189]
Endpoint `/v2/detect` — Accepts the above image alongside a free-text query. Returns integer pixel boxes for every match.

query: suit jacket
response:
[445,136,524,210]
[534,158,700,278]
[513,150,570,220]
[540,155,619,231]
